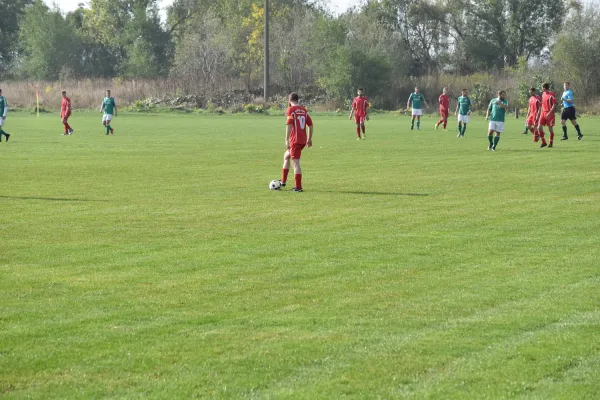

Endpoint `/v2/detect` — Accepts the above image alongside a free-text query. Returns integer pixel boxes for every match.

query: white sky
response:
[43,0,364,17]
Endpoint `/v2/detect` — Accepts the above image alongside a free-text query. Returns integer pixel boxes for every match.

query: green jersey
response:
[457,96,471,115]
[408,92,425,109]
[102,97,116,115]
[0,96,7,117]
[488,98,508,122]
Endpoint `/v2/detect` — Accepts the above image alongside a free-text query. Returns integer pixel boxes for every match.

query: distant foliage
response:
[4,0,600,109]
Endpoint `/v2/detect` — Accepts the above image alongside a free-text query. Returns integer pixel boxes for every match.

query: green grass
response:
[1,111,599,399]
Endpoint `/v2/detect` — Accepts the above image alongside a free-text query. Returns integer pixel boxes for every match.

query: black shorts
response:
[561,107,577,121]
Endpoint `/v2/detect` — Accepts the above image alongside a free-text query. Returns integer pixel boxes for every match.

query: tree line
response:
[1,0,599,109]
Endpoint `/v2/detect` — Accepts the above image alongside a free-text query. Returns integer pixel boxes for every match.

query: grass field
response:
[1,111,599,399]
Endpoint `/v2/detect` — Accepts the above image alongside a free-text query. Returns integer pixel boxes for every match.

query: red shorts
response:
[354,115,366,124]
[289,143,306,159]
[538,113,555,127]
[439,109,449,119]
[61,113,71,120]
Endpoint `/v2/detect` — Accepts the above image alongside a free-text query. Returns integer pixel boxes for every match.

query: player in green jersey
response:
[485,90,509,151]
[100,89,117,135]
[0,89,11,142]
[407,86,428,130]
[455,88,472,138]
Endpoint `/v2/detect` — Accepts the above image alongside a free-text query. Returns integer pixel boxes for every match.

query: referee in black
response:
[560,82,583,140]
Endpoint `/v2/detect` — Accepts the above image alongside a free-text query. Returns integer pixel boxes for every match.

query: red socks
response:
[282,170,302,190]
[549,132,554,145]
[295,174,302,190]
[282,168,289,184]
[63,122,71,133]
[361,125,365,134]
[356,127,361,138]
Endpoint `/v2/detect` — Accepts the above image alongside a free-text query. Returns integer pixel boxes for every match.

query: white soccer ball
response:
[269,180,282,190]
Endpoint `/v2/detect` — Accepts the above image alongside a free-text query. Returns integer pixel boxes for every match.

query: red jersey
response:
[541,91,556,112]
[438,94,449,110]
[61,97,72,117]
[528,95,542,117]
[286,105,313,145]
[352,96,369,117]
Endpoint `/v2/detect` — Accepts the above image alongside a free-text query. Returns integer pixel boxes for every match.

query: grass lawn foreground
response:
[1,111,600,398]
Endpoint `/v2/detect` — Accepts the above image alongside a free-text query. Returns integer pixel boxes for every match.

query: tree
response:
[552,4,600,103]
[18,0,80,80]
[82,0,170,77]
[444,0,565,71]
[171,14,231,93]
[0,0,33,78]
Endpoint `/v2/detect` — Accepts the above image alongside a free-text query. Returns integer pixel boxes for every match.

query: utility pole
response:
[264,0,269,100]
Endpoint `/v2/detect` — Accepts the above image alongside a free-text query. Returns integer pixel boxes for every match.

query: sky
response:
[43,0,364,17]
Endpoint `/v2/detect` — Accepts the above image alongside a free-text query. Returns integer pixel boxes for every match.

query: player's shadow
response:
[319,190,428,197]
[0,195,107,202]
[502,148,585,153]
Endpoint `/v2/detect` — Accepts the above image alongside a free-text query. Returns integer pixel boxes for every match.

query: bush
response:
[243,104,264,113]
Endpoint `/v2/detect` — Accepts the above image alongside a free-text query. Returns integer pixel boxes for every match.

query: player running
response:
[560,82,583,140]
[349,88,369,140]
[280,92,313,192]
[525,88,542,142]
[407,87,428,131]
[100,89,117,135]
[537,82,556,148]
[60,90,74,136]
[435,87,450,130]
[485,90,509,151]
[455,88,472,137]
[0,89,10,142]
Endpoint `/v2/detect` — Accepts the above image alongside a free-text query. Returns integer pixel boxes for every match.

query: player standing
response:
[560,82,583,140]
[485,90,509,151]
[0,89,10,142]
[407,87,428,130]
[349,88,369,140]
[455,88,472,137]
[280,93,313,192]
[100,89,117,135]
[435,87,450,130]
[60,90,74,135]
[525,88,542,142]
[537,82,556,148]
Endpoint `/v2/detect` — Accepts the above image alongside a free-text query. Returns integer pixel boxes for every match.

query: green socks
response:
[106,125,111,134]
[462,125,467,135]
[493,136,500,148]
[417,121,420,129]
[488,135,493,145]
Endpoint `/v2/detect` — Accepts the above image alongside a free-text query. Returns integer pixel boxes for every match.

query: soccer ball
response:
[269,180,282,190]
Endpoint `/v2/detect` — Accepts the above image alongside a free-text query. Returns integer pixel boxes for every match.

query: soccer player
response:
[560,82,583,140]
[485,90,509,151]
[60,90,74,135]
[0,89,10,142]
[349,88,369,140]
[435,87,450,130]
[280,92,313,192]
[407,86,428,130]
[455,88,472,137]
[525,88,542,142]
[537,82,556,148]
[100,89,117,135]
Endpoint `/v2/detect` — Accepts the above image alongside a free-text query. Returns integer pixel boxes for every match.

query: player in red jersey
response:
[280,93,313,192]
[525,88,542,142]
[60,90,74,135]
[349,88,369,140]
[536,82,556,148]
[435,87,450,130]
